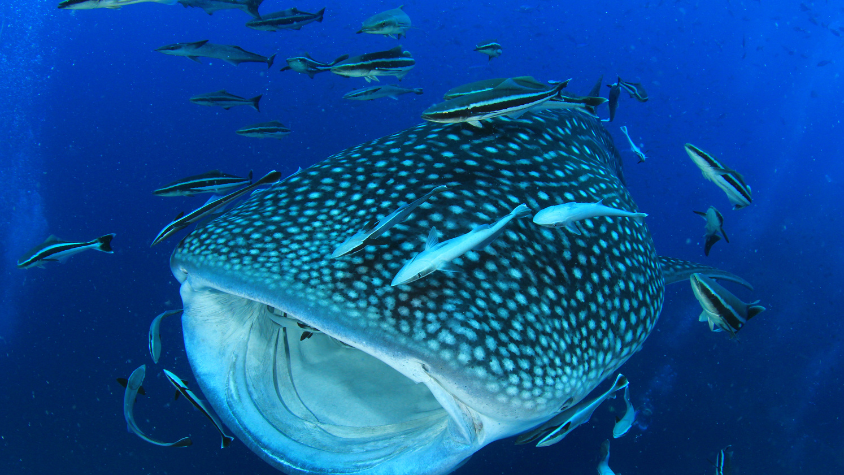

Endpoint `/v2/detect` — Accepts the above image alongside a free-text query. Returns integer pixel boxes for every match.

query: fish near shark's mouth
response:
[171,264,491,475]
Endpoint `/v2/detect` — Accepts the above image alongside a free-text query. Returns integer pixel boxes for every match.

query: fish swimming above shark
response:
[155,40,276,68]
[280,54,349,78]
[685,143,753,210]
[442,76,603,116]
[330,46,415,82]
[474,41,503,60]
[690,273,765,338]
[17,234,115,269]
[154,170,253,197]
[423,78,571,127]
[343,85,423,101]
[694,206,729,256]
[245,7,325,32]
[358,6,411,39]
[190,90,262,111]
[236,121,291,140]
[177,0,263,17]
[58,0,176,9]
[165,108,753,475]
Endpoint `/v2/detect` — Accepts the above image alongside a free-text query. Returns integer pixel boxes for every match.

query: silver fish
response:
[391,203,531,286]
[177,0,263,18]
[515,374,628,447]
[166,110,749,475]
[357,6,411,39]
[343,85,423,101]
[148,309,183,364]
[532,199,647,234]
[163,369,235,448]
[474,41,502,60]
[190,90,261,111]
[685,143,753,210]
[245,7,325,32]
[155,40,276,68]
[59,0,176,9]
[123,365,193,447]
[280,53,349,79]
[331,185,448,258]
[597,439,615,475]
[690,273,765,338]
[236,121,291,140]
[612,385,635,438]
[17,234,114,269]
[694,206,729,256]
[153,170,252,197]
[330,46,415,82]
[619,125,647,163]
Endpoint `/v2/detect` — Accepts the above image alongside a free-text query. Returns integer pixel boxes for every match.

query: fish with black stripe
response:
[690,273,765,338]
[17,234,115,269]
[280,53,349,78]
[685,143,753,209]
[245,7,325,32]
[154,170,252,197]
[330,46,415,82]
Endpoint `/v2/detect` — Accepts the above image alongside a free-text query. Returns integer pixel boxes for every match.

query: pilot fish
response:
[167,109,747,475]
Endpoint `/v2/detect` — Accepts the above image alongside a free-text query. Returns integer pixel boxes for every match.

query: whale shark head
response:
[169,110,664,475]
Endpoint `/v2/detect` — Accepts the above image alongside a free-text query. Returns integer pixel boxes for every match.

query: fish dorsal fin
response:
[214,89,228,94]
[425,227,439,249]
[495,78,527,90]
[747,305,766,319]
[387,46,404,55]
[191,40,209,47]
[512,76,546,89]
[174,211,185,220]
[45,235,61,243]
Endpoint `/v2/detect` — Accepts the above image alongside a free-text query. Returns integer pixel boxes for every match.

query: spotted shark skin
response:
[170,110,664,474]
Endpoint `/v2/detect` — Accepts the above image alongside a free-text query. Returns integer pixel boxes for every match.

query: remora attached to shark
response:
[168,109,747,475]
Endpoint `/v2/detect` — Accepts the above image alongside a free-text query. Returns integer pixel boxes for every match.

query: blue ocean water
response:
[1,0,842,473]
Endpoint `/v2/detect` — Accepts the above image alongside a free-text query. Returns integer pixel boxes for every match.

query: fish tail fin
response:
[414,88,424,95]
[315,7,325,21]
[250,95,263,112]
[266,54,276,69]
[747,305,766,320]
[222,435,235,448]
[704,234,721,256]
[246,0,263,19]
[96,234,116,253]
[512,203,531,218]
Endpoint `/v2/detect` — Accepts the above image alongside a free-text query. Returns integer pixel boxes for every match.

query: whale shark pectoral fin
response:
[658,256,754,290]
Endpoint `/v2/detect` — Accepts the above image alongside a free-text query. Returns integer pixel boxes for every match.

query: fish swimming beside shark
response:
[694,206,729,256]
[165,109,752,475]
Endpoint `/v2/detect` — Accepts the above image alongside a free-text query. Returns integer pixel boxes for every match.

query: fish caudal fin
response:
[250,95,263,112]
[633,213,647,223]
[315,7,325,21]
[747,305,766,320]
[414,88,424,95]
[96,234,116,253]
[246,0,263,18]
[266,54,276,69]
[704,234,721,256]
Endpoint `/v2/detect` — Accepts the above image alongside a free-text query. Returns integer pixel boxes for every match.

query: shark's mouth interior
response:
[178,277,482,475]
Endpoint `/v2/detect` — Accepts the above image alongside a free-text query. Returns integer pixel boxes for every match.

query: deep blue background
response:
[1,0,843,473]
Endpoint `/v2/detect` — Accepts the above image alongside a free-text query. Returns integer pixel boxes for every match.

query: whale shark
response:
[168,109,747,474]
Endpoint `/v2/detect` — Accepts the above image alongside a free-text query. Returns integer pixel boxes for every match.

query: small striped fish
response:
[163,369,235,449]
[17,234,115,269]
[685,143,753,209]
[330,46,415,82]
[474,41,502,60]
[690,273,765,338]
[236,121,291,140]
[422,78,570,127]
[617,76,649,102]
[153,170,253,197]
[245,7,325,32]
[280,54,348,79]
[189,90,262,111]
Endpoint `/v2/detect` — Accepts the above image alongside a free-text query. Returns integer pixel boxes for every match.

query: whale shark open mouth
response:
[168,110,668,474]
[173,270,500,475]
